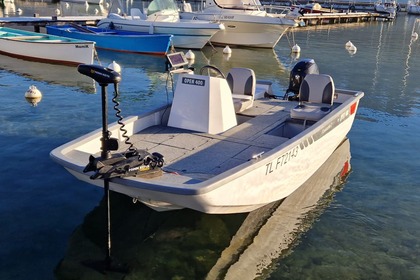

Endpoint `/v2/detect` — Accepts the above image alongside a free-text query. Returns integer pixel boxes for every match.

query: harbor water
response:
[1,1,420,279]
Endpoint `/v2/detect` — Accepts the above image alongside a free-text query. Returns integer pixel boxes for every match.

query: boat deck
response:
[125,99,297,177]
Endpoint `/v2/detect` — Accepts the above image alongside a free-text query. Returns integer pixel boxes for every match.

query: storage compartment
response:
[266,119,315,139]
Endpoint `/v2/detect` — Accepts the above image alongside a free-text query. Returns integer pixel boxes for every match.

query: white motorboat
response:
[289,2,339,15]
[374,0,399,19]
[96,0,224,49]
[179,0,297,48]
[407,0,420,15]
[50,55,364,214]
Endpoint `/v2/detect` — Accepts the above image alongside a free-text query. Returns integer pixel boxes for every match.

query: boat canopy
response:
[147,0,178,15]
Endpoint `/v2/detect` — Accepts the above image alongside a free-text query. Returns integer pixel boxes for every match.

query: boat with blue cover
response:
[46,24,173,55]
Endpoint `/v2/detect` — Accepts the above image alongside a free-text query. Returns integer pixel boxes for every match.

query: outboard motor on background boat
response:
[285,59,319,100]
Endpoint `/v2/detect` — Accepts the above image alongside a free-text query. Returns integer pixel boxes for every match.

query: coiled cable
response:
[112,83,136,155]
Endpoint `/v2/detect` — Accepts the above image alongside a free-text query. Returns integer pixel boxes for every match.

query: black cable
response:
[112,83,136,155]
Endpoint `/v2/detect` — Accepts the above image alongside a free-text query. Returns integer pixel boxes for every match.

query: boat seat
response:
[108,13,124,19]
[131,8,147,20]
[226,68,256,113]
[183,1,193,12]
[290,74,335,121]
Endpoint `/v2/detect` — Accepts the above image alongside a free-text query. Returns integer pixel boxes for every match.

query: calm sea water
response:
[0,1,419,279]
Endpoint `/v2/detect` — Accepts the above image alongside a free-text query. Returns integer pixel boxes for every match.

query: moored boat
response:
[289,1,339,15]
[0,27,95,66]
[407,0,420,15]
[50,55,364,214]
[46,24,173,55]
[374,0,399,19]
[179,0,297,48]
[96,0,224,49]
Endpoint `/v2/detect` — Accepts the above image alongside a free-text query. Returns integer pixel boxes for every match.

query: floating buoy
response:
[291,44,301,53]
[185,50,195,60]
[55,8,61,16]
[17,8,23,15]
[223,45,232,54]
[345,41,353,48]
[348,44,357,52]
[291,52,300,60]
[25,85,42,106]
[108,61,122,73]
[347,45,357,55]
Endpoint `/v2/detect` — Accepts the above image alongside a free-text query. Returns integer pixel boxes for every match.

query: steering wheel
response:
[199,65,226,78]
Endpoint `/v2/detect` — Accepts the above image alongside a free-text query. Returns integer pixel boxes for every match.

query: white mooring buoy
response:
[185,50,195,60]
[345,40,353,48]
[291,44,301,53]
[223,45,232,54]
[25,85,42,106]
[108,61,122,73]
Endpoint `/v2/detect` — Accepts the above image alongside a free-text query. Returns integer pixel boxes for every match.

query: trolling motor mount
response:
[83,150,165,179]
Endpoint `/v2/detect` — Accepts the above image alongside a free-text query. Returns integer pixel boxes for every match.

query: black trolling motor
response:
[77,64,164,271]
[77,64,164,180]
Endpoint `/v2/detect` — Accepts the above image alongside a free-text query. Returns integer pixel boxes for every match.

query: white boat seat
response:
[108,13,124,19]
[255,80,273,99]
[290,74,335,121]
[183,1,193,12]
[226,68,256,113]
[131,8,147,20]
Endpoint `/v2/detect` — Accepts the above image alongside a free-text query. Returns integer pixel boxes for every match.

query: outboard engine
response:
[285,59,319,100]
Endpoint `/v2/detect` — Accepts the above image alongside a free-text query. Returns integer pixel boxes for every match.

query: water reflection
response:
[55,139,352,279]
[96,49,168,71]
[0,54,96,93]
[59,1,110,17]
[402,18,420,95]
[199,46,287,80]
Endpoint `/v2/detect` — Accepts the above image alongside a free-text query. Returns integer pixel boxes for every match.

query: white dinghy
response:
[51,55,364,214]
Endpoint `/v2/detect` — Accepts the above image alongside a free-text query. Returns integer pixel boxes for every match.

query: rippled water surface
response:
[0,2,419,279]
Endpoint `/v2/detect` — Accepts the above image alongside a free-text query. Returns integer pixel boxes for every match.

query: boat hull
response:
[0,27,94,66]
[46,25,172,55]
[180,12,294,48]
[96,17,223,49]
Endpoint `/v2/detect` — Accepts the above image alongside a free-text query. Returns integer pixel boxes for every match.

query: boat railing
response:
[263,4,294,15]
